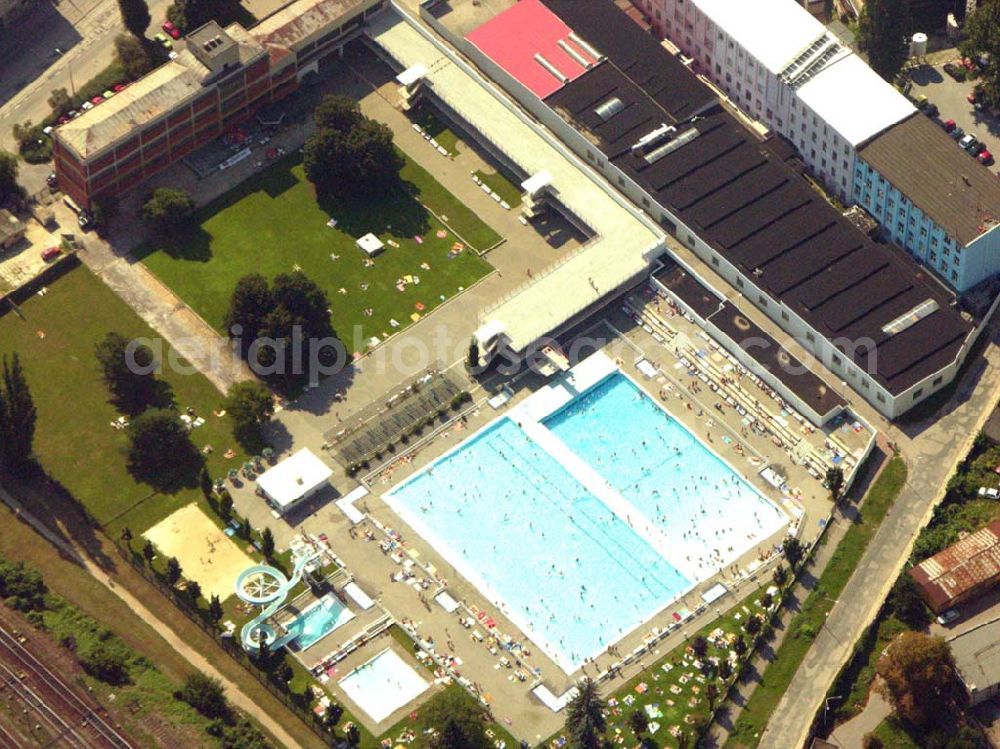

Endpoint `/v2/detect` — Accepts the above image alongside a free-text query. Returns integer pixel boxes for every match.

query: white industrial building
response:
[640,0,1000,293]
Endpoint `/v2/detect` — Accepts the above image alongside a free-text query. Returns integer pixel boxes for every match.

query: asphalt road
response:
[0,0,172,191]
[757,328,1000,749]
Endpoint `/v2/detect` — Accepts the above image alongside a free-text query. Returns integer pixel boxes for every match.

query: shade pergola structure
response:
[356,233,385,256]
[327,367,464,467]
[256,448,333,514]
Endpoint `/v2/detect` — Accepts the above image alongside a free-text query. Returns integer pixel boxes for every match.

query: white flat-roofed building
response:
[256,448,333,513]
[641,0,914,203]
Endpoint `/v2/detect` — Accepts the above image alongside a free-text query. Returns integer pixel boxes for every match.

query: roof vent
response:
[595,97,624,122]
[881,298,939,336]
[631,123,675,157]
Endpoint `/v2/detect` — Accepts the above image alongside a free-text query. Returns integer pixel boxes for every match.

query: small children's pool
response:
[338,649,429,723]
[286,595,355,650]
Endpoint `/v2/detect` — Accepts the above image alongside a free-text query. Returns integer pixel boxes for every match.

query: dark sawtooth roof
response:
[541,0,973,396]
[858,112,1000,246]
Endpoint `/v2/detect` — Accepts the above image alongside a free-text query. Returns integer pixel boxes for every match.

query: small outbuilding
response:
[0,210,26,250]
[910,519,1000,614]
[256,448,333,514]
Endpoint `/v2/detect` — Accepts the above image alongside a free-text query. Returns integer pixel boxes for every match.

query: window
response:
[617,176,625,187]
[933,376,943,386]
[642,196,650,207]
[861,379,870,389]
[876,392,885,403]
[806,331,815,343]
[952,270,958,282]
[832,353,841,366]
[780,310,789,321]
[758,295,768,307]
[913,388,923,400]
[736,277,745,288]
[711,256,719,266]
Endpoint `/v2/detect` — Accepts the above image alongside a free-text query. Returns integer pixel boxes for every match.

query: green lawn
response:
[723,457,909,749]
[474,169,522,208]
[136,153,496,346]
[873,717,922,748]
[0,263,248,532]
[408,104,462,156]
[541,590,773,749]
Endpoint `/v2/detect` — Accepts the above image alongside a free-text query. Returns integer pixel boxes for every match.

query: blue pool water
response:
[339,649,428,723]
[386,371,786,673]
[545,375,786,579]
[286,595,355,650]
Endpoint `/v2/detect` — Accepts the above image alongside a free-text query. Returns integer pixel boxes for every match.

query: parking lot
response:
[909,63,1000,177]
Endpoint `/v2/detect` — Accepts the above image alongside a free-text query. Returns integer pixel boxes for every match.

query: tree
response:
[186,579,201,602]
[565,678,606,749]
[862,734,884,749]
[733,634,747,656]
[117,0,150,38]
[303,112,404,200]
[826,466,845,502]
[126,408,201,488]
[773,564,788,587]
[857,0,911,83]
[718,659,733,681]
[744,614,762,636]
[79,640,130,685]
[120,526,133,546]
[423,689,490,749]
[705,683,720,711]
[876,631,963,729]
[165,556,182,586]
[166,0,241,31]
[887,573,930,628]
[178,672,230,720]
[11,120,35,148]
[692,636,708,658]
[47,88,73,119]
[114,33,152,80]
[629,709,648,736]
[0,354,37,478]
[314,94,362,133]
[260,527,275,559]
[209,594,223,623]
[961,0,1000,109]
[95,332,158,414]
[275,660,293,685]
[0,150,18,203]
[141,188,195,235]
[224,380,274,447]
[782,537,805,569]
[219,492,233,519]
[224,273,273,347]
[142,539,155,565]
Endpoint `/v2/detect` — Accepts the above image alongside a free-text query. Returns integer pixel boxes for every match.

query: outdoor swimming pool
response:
[286,595,355,650]
[338,649,429,723]
[385,368,787,673]
[545,374,787,578]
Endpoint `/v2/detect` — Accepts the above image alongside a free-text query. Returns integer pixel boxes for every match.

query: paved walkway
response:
[752,326,1000,749]
[828,686,891,749]
[0,484,307,749]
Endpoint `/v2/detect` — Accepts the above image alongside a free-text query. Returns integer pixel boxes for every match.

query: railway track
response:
[0,624,135,749]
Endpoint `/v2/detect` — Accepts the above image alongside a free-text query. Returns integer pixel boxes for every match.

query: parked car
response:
[923,102,939,117]
[913,94,929,109]
[162,20,181,39]
[968,139,986,156]
[154,32,173,49]
[102,89,115,99]
[78,210,94,230]
[950,126,965,141]
[942,119,957,132]
[959,133,976,150]
[90,95,104,105]
[45,172,57,188]
[943,62,964,81]
[57,115,69,125]
[937,609,960,625]
[979,149,994,166]
[42,125,53,137]
[112,83,126,93]
[962,56,979,73]
[968,91,978,105]
[68,109,79,119]
[40,246,61,262]
[80,101,93,111]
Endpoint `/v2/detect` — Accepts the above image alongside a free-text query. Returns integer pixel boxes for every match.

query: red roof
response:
[466,0,599,99]
[910,519,1000,612]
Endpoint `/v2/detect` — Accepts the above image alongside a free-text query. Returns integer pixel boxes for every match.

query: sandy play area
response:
[143,503,254,600]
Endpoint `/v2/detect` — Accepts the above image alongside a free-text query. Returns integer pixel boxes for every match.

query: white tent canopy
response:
[256,448,333,511]
[356,233,385,256]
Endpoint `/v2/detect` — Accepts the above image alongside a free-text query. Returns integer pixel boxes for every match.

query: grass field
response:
[873,717,922,748]
[136,153,496,345]
[723,457,909,748]
[0,263,248,532]
[407,104,462,156]
[474,169,522,207]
